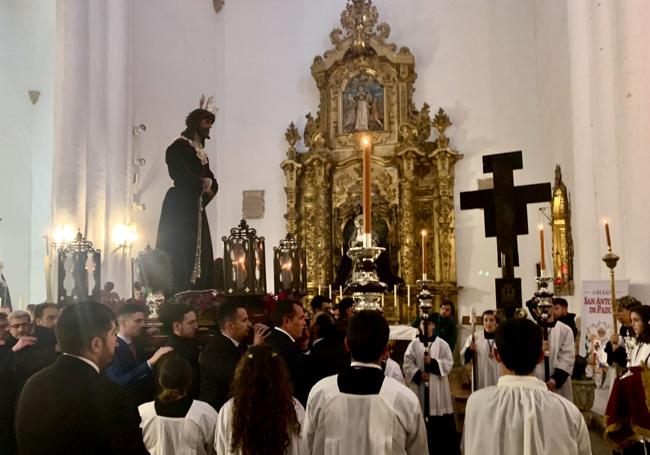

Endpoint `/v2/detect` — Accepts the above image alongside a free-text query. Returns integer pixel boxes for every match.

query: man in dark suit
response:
[311,312,349,383]
[266,299,311,406]
[15,301,148,454]
[199,300,268,411]
[105,303,173,404]
[158,302,201,398]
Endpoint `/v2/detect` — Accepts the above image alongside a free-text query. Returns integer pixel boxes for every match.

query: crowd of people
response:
[9,292,650,454]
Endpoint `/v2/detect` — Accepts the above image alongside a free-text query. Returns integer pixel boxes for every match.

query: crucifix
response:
[460,151,551,317]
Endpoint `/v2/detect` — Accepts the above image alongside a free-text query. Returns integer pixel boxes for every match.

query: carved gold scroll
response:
[280,0,462,322]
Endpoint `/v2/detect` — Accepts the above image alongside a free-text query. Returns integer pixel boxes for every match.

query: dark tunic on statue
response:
[15,355,148,455]
[156,137,218,292]
[199,331,243,412]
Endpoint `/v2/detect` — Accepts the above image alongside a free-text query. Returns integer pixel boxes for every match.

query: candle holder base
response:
[416,278,435,318]
[346,245,387,312]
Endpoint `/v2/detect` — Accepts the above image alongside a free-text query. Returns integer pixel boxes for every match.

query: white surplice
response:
[463,375,591,455]
[301,374,427,455]
[460,331,500,390]
[534,320,575,400]
[214,397,304,455]
[139,399,218,455]
[403,336,454,416]
[628,341,650,367]
[384,357,405,384]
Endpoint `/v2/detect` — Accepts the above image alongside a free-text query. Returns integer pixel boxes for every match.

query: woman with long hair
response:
[628,304,650,367]
[139,354,218,454]
[214,344,303,455]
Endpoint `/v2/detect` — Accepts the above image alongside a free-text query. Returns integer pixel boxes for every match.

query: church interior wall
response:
[0,0,55,306]
[2,0,648,317]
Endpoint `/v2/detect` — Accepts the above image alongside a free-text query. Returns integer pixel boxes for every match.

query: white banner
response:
[580,280,629,357]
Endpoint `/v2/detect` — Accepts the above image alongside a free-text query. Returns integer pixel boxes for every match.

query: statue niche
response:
[280,0,462,321]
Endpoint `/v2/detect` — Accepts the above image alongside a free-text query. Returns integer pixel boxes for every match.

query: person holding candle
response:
[460,310,500,390]
[605,296,642,372]
[531,304,575,400]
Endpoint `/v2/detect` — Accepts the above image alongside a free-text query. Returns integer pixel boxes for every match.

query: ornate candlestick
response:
[346,243,387,312]
[535,274,554,382]
[602,251,620,333]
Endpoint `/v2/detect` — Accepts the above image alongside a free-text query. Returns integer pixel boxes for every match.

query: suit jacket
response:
[104,337,154,405]
[310,337,349,383]
[16,355,148,455]
[266,328,312,406]
[11,327,60,393]
[199,332,242,412]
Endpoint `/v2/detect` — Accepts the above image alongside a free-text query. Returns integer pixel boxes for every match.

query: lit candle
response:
[394,284,398,307]
[339,285,343,299]
[421,230,428,279]
[328,285,332,299]
[362,136,372,242]
[604,219,612,250]
[538,224,545,273]
[317,284,321,296]
[407,285,411,307]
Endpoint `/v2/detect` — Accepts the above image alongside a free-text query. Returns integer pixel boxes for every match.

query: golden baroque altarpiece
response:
[281,0,462,322]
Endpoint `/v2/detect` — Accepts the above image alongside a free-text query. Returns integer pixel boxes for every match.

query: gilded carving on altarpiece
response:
[280,0,463,321]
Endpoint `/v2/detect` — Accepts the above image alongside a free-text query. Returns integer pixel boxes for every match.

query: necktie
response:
[129,342,137,361]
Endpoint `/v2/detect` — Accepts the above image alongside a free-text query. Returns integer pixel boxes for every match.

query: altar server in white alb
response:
[463,317,591,455]
[460,309,500,390]
[382,341,404,384]
[301,311,428,455]
[533,310,575,400]
[403,315,458,454]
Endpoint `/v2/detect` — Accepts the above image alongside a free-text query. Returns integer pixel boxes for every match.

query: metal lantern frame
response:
[273,233,307,296]
[57,231,101,303]
[222,219,267,296]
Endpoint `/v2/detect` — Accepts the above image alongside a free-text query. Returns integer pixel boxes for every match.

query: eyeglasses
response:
[9,322,31,330]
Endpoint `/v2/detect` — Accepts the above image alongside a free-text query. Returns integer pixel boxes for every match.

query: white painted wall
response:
[0,0,55,308]
[2,0,648,315]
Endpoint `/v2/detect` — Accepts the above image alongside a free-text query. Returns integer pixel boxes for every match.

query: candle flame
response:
[361,136,370,146]
[421,229,427,237]
[603,218,609,225]
[538,224,544,231]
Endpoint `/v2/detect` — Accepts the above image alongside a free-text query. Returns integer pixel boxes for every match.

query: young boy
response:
[460,310,500,390]
[403,316,458,454]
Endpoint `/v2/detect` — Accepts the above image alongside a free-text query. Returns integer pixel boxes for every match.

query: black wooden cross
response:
[460,151,551,314]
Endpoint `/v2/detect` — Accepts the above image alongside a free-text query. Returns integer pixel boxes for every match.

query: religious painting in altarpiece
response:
[280,0,463,323]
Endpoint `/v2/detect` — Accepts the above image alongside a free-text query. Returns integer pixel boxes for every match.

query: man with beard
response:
[199,300,268,412]
[16,301,148,454]
[156,104,218,291]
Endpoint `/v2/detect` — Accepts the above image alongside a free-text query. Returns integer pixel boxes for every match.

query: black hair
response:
[181,108,216,143]
[338,297,354,318]
[552,298,568,308]
[310,295,332,313]
[347,311,389,363]
[34,302,59,320]
[116,303,147,319]
[56,301,116,356]
[314,312,337,339]
[619,295,643,311]
[631,305,650,343]
[158,355,193,403]
[441,299,455,316]
[217,300,245,330]
[158,303,194,332]
[271,300,301,327]
[495,318,543,375]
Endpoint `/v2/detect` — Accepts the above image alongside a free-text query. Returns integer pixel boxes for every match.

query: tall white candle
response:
[394,284,398,307]
[328,285,332,299]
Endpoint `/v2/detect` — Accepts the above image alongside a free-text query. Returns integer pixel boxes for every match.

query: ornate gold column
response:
[429,109,462,301]
[281,123,302,236]
[302,150,333,288]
